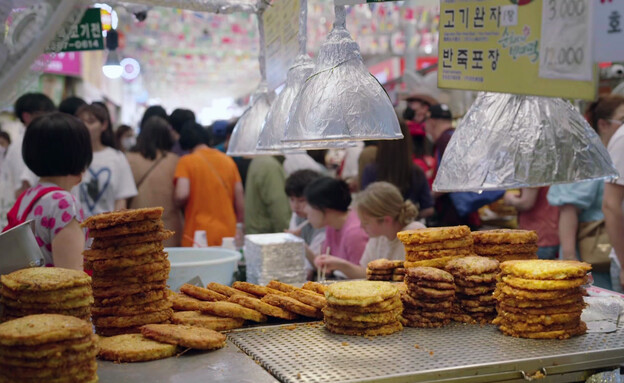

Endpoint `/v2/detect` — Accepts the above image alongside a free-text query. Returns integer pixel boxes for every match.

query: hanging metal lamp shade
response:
[281,5,402,146]
[433,92,618,192]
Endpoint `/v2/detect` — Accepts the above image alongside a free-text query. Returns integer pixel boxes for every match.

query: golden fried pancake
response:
[97,333,177,362]
[474,243,538,256]
[471,229,538,245]
[406,279,455,290]
[500,259,592,280]
[325,281,398,306]
[169,293,208,311]
[96,260,170,278]
[367,275,392,281]
[455,285,495,296]
[288,289,326,310]
[96,289,167,307]
[323,307,402,323]
[404,237,474,252]
[496,284,585,301]
[393,268,406,275]
[0,286,92,303]
[330,296,402,313]
[0,361,96,379]
[498,321,587,339]
[232,282,287,297]
[367,259,398,271]
[262,294,321,318]
[90,229,174,249]
[496,310,581,326]
[494,253,538,263]
[454,278,496,288]
[0,345,97,368]
[92,270,169,288]
[445,256,500,276]
[324,317,397,328]
[366,269,393,275]
[406,247,473,261]
[0,314,92,347]
[92,281,167,298]
[85,251,168,271]
[95,326,142,337]
[407,285,455,300]
[498,302,586,315]
[325,320,402,336]
[462,305,496,313]
[229,294,298,320]
[199,301,267,322]
[502,275,588,291]
[458,297,496,308]
[404,266,453,283]
[400,313,450,328]
[91,299,172,317]
[180,284,228,302]
[493,316,581,332]
[83,241,164,260]
[452,313,494,325]
[141,324,226,350]
[0,334,96,359]
[397,226,470,245]
[0,371,98,383]
[82,207,164,230]
[391,275,405,282]
[93,309,173,328]
[266,280,298,293]
[0,295,93,310]
[171,311,245,331]
[494,292,583,308]
[401,292,453,310]
[206,282,255,298]
[1,268,90,292]
[89,219,164,238]
[2,305,91,318]
[403,308,452,320]
[302,281,327,295]
[404,256,467,269]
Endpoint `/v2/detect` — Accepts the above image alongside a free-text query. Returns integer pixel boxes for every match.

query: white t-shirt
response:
[3,132,26,192]
[73,147,137,217]
[359,221,425,268]
[607,124,624,266]
[283,154,327,176]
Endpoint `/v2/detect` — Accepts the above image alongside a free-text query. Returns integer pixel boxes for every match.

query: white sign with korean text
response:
[263,0,300,91]
[593,0,624,62]
[539,0,593,81]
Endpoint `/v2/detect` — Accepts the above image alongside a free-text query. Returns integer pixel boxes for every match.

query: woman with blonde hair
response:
[314,181,424,279]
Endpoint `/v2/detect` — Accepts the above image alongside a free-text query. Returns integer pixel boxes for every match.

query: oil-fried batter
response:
[404,237,474,252]
[0,296,93,310]
[471,229,538,245]
[325,281,398,306]
[0,334,96,359]
[404,256,467,269]
[0,345,97,368]
[401,292,453,310]
[1,268,91,292]
[496,310,582,326]
[323,307,402,323]
[445,256,500,276]
[96,260,170,278]
[206,282,255,298]
[0,314,92,346]
[96,289,167,307]
[473,243,538,255]
[493,292,583,308]
[180,284,228,302]
[262,294,322,318]
[330,296,402,313]
[301,281,327,295]
[498,321,587,339]
[498,302,586,315]
[406,279,455,290]
[502,275,588,291]
[455,285,495,296]
[228,294,298,320]
[85,252,168,271]
[92,309,173,328]
[494,253,538,263]
[199,301,267,322]
[232,282,287,297]
[88,219,164,238]
[97,333,177,362]
[169,293,207,311]
[325,320,402,336]
[83,242,164,260]
[500,259,592,280]
[92,269,169,288]
[141,324,226,350]
[92,281,167,298]
[366,259,398,271]
[91,299,172,317]
[266,280,298,293]
[406,266,454,282]
[90,229,174,249]
[406,247,473,261]
[397,226,470,245]
[496,284,585,300]
[324,317,396,329]
[0,286,92,303]
[82,207,164,230]
[171,311,244,331]
[288,289,327,310]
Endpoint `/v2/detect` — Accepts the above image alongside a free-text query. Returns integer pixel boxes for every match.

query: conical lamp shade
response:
[282,6,402,144]
[433,93,618,192]
[227,82,279,157]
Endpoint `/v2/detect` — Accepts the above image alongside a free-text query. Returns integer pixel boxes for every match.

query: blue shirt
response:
[547,180,604,223]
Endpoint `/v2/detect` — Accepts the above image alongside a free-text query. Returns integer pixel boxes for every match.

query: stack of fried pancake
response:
[445,256,499,324]
[493,260,591,339]
[82,207,174,336]
[323,281,403,336]
[0,314,98,382]
[472,229,538,263]
[0,268,92,322]
[400,267,454,328]
[398,226,474,269]
[366,259,405,281]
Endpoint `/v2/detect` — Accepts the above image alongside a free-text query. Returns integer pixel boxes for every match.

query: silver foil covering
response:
[244,233,306,285]
[582,295,624,333]
[281,5,402,146]
[433,93,619,192]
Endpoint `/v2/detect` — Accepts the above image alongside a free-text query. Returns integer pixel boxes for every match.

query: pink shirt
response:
[321,210,369,265]
[518,187,559,247]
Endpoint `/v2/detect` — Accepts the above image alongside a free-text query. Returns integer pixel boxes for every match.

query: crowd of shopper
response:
[1,91,624,292]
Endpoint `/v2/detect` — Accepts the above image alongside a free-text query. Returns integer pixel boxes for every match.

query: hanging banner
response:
[46,8,104,53]
[438,0,597,100]
[263,0,300,90]
[593,0,624,62]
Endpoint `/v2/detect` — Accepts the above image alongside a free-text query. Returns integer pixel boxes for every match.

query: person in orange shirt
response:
[174,122,244,247]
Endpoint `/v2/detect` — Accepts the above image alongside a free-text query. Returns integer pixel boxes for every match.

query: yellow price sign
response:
[438,0,597,100]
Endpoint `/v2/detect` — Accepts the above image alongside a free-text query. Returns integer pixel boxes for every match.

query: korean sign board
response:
[263,0,300,91]
[438,0,598,100]
[46,8,104,53]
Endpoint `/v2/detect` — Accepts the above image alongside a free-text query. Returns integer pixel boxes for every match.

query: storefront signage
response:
[41,52,82,77]
[438,0,597,100]
[47,8,104,53]
[593,0,624,62]
[263,0,300,90]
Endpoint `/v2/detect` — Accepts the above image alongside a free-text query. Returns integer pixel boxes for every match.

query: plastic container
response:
[166,247,242,291]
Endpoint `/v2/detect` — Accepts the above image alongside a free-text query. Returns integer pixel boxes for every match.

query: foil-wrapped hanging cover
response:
[283,25,402,142]
[433,93,618,192]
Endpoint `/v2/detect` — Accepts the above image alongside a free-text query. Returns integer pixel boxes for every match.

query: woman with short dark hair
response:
[126,116,182,246]
[5,112,92,269]
[304,177,369,276]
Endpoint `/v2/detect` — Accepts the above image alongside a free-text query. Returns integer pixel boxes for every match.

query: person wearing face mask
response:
[126,116,182,247]
[115,125,136,152]
[75,104,137,217]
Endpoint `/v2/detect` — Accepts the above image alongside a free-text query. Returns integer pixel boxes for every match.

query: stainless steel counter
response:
[97,341,279,383]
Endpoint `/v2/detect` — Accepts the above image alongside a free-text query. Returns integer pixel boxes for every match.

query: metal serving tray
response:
[228,322,624,383]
